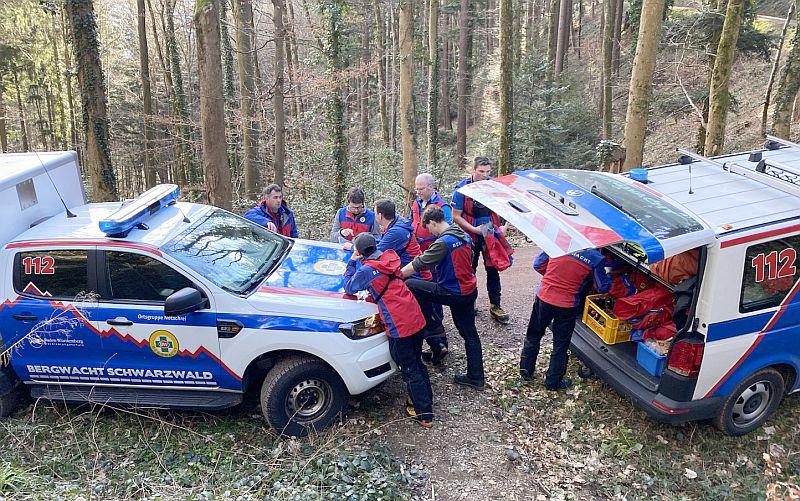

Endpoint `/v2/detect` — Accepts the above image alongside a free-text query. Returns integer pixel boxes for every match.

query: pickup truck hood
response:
[248,239,377,321]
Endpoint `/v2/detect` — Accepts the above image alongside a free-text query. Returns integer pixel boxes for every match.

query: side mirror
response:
[164,287,208,317]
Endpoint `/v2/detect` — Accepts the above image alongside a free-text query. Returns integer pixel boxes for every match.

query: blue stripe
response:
[705,313,772,342]
[517,170,665,262]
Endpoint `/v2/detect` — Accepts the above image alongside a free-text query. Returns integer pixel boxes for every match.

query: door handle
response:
[106,317,133,326]
[12,314,37,321]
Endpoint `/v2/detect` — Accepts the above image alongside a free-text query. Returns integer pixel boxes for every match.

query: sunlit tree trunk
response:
[137,0,157,188]
[602,0,615,139]
[273,0,287,186]
[456,0,470,171]
[12,68,29,152]
[195,0,232,209]
[622,0,666,170]
[372,0,390,146]
[233,0,261,198]
[704,0,745,156]
[427,0,440,169]
[65,0,118,201]
[499,0,514,174]
[771,0,800,138]
[554,0,570,77]
[441,12,452,131]
[547,0,560,80]
[322,0,348,209]
[399,0,418,205]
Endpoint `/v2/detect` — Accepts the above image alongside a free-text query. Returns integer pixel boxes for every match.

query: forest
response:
[0,0,798,236]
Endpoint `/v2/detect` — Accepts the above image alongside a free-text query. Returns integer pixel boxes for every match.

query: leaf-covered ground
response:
[1,246,798,500]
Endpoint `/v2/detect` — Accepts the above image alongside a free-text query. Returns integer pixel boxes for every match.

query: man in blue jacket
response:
[243,184,298,238]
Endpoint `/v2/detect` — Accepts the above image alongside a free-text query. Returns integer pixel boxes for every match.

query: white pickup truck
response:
[0,151,394,436]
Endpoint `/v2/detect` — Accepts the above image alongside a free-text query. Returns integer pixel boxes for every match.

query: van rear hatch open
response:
[458,169,717,413]
[457,169,715,263]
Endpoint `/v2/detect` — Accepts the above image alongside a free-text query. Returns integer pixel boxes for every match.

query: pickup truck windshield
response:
[552,169,704,239]
[162,209,288,294]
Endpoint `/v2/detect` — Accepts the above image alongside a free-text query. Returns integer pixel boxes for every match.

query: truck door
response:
[2,248,105,384]
[94,249,222,389]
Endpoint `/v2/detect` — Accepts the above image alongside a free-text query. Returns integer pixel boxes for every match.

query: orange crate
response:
[582,294,630,345]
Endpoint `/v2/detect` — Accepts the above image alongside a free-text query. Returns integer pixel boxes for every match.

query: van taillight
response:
[667,340,704,377]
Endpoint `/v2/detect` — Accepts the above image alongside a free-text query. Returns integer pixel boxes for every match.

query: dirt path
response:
[367,246,548,500]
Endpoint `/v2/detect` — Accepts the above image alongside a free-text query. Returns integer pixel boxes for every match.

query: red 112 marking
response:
[22,256,55,275]
[751,248,797,283]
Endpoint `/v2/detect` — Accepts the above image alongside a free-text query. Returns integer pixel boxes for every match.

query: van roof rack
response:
[676,141,800,198]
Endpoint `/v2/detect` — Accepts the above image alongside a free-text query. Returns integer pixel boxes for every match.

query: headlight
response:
[339,314,384,339]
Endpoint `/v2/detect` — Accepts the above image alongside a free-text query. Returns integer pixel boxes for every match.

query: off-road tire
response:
[0,372,26,417]
[713,368,784,436]
[260,355,347,437]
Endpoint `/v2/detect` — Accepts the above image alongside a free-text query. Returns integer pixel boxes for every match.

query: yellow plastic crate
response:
[582,294,631,345]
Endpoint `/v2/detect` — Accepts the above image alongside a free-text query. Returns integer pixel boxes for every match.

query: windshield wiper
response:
[590,185,638,220]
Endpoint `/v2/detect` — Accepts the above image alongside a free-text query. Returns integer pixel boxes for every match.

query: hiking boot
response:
[453,374,485,389]
[545,378,573,391]
[490,304,510,324]
[519,368,534,381]
[405,398,433,427]
[421,347,448,366]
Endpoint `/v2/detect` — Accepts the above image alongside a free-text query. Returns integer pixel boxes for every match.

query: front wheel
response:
[260,355,348,437]
[714,368,784,436]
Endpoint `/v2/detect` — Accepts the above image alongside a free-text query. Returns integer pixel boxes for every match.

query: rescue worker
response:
[409,174,451,362]
[344,233,433,427]
[330,187,381,248]
[375,198,447,360]
[410,173,452,252]
[243,184,298,237]
[401,205,485,389]
[519,250,611,390]
[452,157,511,325]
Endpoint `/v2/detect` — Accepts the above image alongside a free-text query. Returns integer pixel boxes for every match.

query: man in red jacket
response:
[344,234,433,426]
[520,250,611,390]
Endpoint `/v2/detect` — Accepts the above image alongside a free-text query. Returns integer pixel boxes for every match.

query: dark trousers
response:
[388,333,433,419]
[519,297,577,387]
[406,280,484,382]
[471,233,501,306]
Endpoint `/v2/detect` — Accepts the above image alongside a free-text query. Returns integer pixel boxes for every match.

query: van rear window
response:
[740,235,800,313]
[551,170,705,239]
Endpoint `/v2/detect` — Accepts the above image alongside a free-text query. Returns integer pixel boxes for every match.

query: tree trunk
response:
[622,0,666,170]
[456,0,471,171]
[137,0,158,188]
[427,0,440,169]
[390,4,399,151]
[547,0,560,80]
[65,0,118,202]
[359,4,369,153]
[195,0,232,209]
[273,0,287,187]
[762,2,795,135]
[165,0,196,187]
[13,69,29,152]
[513,0,523,70]
[554,0,570,77]
[372,0,390,146]
[525,0,535,52]
[323,1,348,209]
[0,88,7,153]
[219,0,240,178]
[611,0,623,75]
[704,0,746,156]
[399,0,418,205]
[499,0,514,175]
[233,0,261,198]
[602,0,615,139]
[287,0,303,115]
[771,0,800,138]
[60,9,79,153]
[50,15,68,150]
[441,12,452,131]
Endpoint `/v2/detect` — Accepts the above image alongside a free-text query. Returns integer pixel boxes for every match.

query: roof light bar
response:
[99,184,180,237]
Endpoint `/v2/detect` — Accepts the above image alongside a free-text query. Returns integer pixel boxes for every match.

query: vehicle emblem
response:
[314,260,347,275]
[566,189,584,197]
[149,330,179,357]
